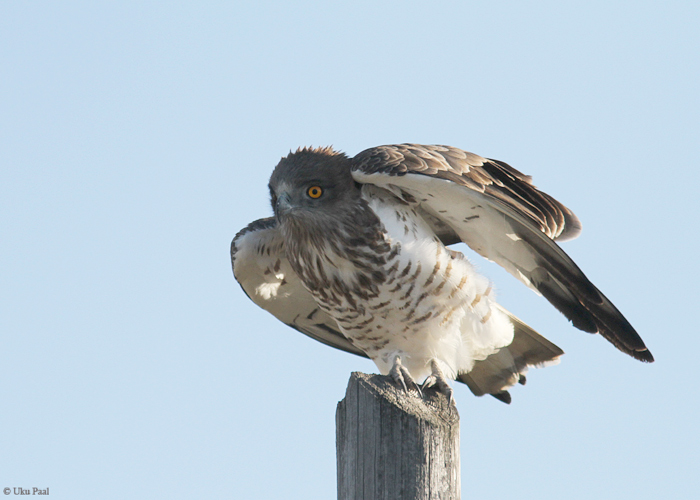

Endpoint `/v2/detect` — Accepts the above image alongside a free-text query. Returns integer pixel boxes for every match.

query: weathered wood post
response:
[336,372,460,500]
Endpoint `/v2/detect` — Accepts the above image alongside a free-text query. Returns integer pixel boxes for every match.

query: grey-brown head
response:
[268,146,390,290]
[268,147,362,233]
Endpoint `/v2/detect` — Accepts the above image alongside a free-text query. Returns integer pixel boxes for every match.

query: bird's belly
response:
[342,290,468,381]
[326,243,507,381]
[299,196,515,382]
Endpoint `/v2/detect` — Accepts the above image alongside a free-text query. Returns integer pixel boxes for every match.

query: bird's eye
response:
[307,186,323,199]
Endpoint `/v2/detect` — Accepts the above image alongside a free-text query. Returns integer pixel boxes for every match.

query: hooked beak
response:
[275,191,293,216]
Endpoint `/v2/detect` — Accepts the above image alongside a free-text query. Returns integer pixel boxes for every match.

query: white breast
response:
[321,187,515,382]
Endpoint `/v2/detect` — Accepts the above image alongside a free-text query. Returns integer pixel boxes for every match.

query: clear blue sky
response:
[2,2,698,499]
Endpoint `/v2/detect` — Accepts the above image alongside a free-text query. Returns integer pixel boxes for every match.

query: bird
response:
[231,144,653,403]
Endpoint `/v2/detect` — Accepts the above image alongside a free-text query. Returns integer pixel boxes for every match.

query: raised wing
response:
[352,144,653,362]
[355,143,582,241]
[231,217,366,358]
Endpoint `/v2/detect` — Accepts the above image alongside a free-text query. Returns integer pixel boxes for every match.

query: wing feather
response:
[352,144,653,362]
[354,143,581,241]
[231,217,367,358]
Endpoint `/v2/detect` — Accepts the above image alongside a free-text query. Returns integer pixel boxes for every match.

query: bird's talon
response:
[389,356,421,395]
[427,360,455,404]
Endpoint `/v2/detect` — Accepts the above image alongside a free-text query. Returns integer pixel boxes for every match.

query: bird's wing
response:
[231,217,368,358]
[352,144,653,362]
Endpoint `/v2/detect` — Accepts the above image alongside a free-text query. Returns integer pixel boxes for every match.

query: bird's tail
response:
[457,305,564,404]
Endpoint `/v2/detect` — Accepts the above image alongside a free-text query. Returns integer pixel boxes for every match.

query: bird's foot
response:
[389,356,422,396]
[421,360,454,404]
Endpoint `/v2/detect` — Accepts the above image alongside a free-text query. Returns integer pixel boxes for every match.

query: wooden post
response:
[336,372,460,500]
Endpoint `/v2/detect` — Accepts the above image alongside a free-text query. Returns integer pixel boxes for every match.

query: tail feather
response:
[457,305,563,403]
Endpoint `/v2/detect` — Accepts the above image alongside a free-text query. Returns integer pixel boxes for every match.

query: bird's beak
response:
[275,191,293,215]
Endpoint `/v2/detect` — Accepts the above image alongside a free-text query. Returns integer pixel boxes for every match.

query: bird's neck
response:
[281,203,396,303]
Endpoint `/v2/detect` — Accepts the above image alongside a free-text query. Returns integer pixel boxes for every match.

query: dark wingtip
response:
[633,349,655,363]
[491,391,512,404]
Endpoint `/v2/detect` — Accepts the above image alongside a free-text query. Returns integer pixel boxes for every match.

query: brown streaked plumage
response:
[231,144,653,404]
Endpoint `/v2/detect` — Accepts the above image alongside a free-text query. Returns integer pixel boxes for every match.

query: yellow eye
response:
[307,186,323,199]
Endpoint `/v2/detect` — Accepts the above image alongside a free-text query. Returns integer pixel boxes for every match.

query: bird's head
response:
[268,147,361,226]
